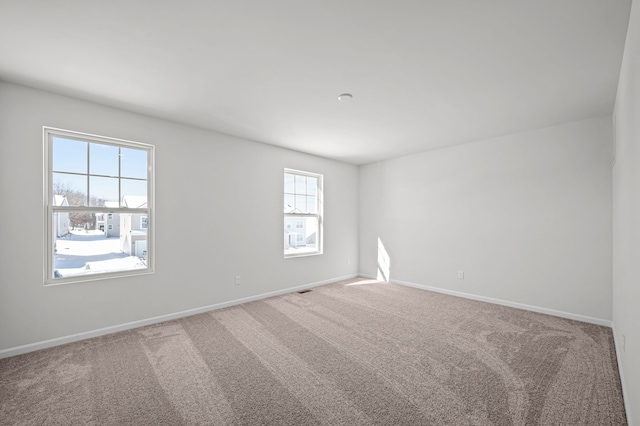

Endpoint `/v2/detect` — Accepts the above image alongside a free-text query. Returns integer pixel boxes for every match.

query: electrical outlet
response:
[622,334,626,352]
[458,271,464,280]
[235,276,241,285]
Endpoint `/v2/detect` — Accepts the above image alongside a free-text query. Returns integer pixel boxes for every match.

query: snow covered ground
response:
[55,230,146,278]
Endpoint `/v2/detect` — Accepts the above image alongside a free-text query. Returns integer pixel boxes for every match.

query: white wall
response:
[359,116,613,322]
[613,0,640,422]
[0,81,359,352]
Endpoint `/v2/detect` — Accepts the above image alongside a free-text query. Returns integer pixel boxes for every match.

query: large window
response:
[44,127,154,284]
[284,169,322,257]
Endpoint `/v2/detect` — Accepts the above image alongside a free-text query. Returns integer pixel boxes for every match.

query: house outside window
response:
[284,169,322,257]
[44,127,154,284]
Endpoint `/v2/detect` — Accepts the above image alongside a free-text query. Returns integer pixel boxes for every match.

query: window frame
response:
[284,168,323,258]
[43,127,155,285]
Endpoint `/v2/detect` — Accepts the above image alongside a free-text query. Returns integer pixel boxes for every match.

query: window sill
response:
[284,251,322,259]
[44,267,154,286]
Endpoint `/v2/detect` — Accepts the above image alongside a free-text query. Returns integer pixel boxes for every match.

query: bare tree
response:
[53,181,105,229]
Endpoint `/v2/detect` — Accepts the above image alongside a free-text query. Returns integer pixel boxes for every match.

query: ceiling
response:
[0,0,632,165]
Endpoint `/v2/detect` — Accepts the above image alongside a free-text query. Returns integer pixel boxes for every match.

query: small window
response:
[44,127,154,284]
[284,169,322,257]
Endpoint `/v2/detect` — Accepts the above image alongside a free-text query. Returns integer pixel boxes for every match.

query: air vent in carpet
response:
[297,290,312,294]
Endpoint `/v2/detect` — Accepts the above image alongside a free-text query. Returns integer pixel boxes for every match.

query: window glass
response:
[53,173,87,206]
[284,173,295,194]
[284,216,319,255]
[306,195,316,214]
[121,179,147,204]
[89,143,119,176]
[295,195,307,213]
[52,137,87,174]
[284,194,295,211]
[307,177,317,195]
[295,174,306,193]
[89,176,119,206]
[121,147,148,179]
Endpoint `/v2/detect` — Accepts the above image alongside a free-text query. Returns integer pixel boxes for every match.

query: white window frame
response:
[43,127,155,285]
[284,168,323,258]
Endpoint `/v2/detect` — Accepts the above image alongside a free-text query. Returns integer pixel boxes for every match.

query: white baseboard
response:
[0,274,358,359]
[612,323,633,426]
[359,274,612,327]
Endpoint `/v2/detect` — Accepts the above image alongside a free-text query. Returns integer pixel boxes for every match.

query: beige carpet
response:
[0,278,627,425]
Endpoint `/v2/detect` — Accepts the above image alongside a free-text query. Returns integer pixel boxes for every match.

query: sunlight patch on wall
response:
[377,237,390,282]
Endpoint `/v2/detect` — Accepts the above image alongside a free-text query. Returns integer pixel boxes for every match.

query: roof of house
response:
[52,194,68,207]
[284,205,302,214]
[121,196,147,209]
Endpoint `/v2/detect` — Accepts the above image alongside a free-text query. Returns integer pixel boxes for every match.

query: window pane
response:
[284,173,295,194]
[306,195,316,214]
[89,176,119,206]
[307,177,317,195]
[284,194,295,212]
[121,147,148,179]
[52,211,71,237]
[295,195,307,213]
[284,216,318,255]
[295,174,306,194]
[53,173,87,206]
[53,211,148,280]
[89,143,119,176]
[121,179,147,206]
[52,137,87,174]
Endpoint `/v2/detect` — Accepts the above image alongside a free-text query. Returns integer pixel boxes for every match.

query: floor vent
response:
[297,290,312,294]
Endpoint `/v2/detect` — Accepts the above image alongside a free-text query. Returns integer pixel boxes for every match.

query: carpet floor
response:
[0,278,627,425]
